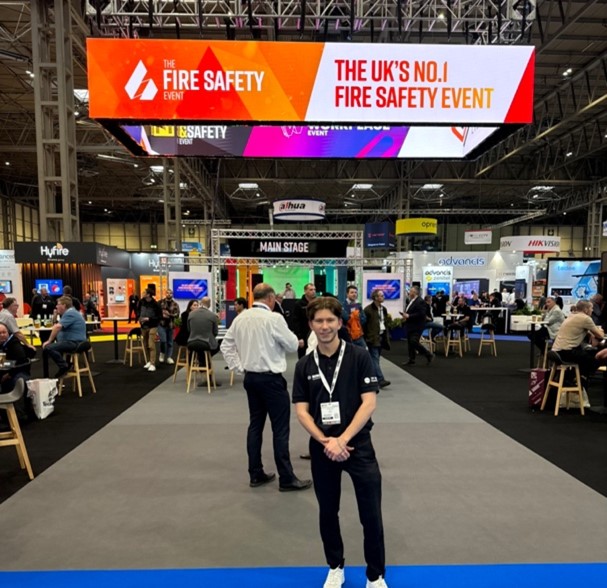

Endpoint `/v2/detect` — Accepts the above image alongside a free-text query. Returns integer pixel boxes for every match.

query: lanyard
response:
[313,340,345,402]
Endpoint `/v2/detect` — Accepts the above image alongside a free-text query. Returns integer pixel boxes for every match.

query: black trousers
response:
[243,372,295,485]
[527,326,549,353]
[556,348,598,380]
[310,435,385,582]
[407,327,431,361]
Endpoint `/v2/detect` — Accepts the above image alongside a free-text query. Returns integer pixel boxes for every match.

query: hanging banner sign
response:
[228,238,349,258]
[396,218,438,235]
[120,123,500,159]
[273,199,326,221]
[464,230,493,245]
[87,40,534,125]
[499,236,561,253]
[364,222,396,249]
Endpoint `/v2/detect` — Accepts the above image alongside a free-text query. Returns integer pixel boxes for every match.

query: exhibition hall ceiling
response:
[0,0,605,227]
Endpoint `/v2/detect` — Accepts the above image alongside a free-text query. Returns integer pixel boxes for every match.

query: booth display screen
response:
[172,278,208,299]
[35,279,63,295]
[427,282,451,297]
[547,259,600,301]
[0,279,12,293]
[367,279,401,300]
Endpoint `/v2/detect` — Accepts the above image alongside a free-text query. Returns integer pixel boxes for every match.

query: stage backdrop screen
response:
[35,279,63,296]
[172,278,208,300]
[366,279,401,301]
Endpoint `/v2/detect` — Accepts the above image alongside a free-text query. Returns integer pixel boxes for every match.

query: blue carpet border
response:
[2,563,607,588]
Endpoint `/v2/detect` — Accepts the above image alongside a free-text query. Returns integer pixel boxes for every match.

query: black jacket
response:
[403,296,428,331]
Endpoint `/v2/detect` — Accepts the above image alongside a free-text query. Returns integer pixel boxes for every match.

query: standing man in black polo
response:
[400,285,434,366]
[293,282,317,358]
[220,283,312,492]
[293,297,387,588]
[363,290,391,388]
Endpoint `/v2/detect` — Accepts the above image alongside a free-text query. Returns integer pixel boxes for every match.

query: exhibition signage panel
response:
[396,218,438,236]
[273,199,326,221]
[464,230,492,245]
[499,236,561,253]
[364,222,395,249]
[120,123,499,159]
[88,39,534,125]
[422,266,453,297]
[228,238,349,258]
[14,242,128,266]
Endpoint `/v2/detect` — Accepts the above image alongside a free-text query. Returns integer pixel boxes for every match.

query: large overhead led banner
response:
[88,40,535,125]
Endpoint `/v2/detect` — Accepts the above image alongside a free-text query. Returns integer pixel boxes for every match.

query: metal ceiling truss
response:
[476,51,607,177]
[85,0,534,43]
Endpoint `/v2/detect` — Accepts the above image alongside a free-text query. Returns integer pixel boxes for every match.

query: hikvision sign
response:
[273,199,326,222]
[437,256,486,266]
[499,236,561,253]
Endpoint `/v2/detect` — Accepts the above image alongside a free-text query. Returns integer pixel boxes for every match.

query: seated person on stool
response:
[423,294,443,339]
[187,296,220,383]
[551,299,604,387]
[448,297,472,336]
[0,323,34,422]
[528,296,565,353]
[42,296,87,379]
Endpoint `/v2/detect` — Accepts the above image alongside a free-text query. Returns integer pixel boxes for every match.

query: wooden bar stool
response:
[0,379,34,480]
[541,351,584,416]
[59,341,97,397]
[172,345,189,383]
[420,329,435,354]
[123,328,148,368]
[445,326,463,357]
[478,323,497,357]
[187,350,216,394]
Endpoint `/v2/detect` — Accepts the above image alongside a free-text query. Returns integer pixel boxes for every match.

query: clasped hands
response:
[321,437,354,462]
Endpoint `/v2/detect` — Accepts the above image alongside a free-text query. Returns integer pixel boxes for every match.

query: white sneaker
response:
[323,567,345,588]
[143,362,151,369]
[159,353,165,363]
[148,365,156,372]
[166,357,174,365]
[366,576,388,588]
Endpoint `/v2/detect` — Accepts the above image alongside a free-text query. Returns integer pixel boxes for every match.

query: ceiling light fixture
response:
[238,182,259,190]
[420,183,443,190]
[352,183,373,190]
[150,165,164,173]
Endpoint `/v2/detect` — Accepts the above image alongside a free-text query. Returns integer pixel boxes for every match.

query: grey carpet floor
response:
[0,356,606,571]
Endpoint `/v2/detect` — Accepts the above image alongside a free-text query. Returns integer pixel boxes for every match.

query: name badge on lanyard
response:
[314,341,345,426]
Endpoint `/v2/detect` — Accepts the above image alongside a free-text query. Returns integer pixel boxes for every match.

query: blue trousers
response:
[368,346,384,381]
[157,325,175,358]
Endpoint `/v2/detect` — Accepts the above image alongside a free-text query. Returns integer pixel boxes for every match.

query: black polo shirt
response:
[293,342,378,440]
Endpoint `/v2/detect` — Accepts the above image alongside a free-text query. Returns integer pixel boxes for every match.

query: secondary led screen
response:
[35,279,63,295]
[172,278,208,300]
[120,124,499,159]
[366,279,401,301]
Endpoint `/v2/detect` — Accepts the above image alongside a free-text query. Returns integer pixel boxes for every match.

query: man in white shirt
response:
[220,283,312,492]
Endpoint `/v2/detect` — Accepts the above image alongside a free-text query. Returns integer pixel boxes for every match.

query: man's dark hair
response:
[2,297,16,309]
[346,285,358,294]
[235,297,248,308]
[307,296,343,321]
[63,285,73,295]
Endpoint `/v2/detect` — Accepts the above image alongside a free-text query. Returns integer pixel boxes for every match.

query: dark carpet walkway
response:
[383,338,607,498]
[0,341,172,503]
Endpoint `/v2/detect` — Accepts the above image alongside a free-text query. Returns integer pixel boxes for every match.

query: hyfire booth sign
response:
[87,40,534,125]
[499,236,561,253]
